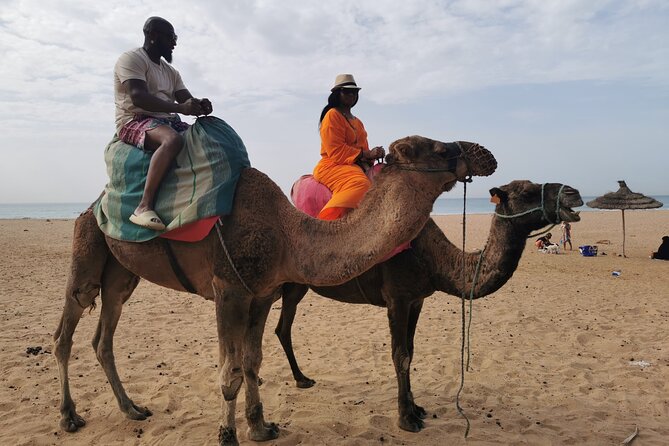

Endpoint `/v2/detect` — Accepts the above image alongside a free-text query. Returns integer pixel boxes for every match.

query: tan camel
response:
[53,136,496,445]
[276,180,583,432]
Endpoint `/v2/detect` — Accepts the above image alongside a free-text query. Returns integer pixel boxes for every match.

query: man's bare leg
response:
[133,125,183,219]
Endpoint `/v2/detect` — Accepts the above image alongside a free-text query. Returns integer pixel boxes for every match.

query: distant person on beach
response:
[114,16,213,230]
[535,233,556,250]
[651,236,669,260]
[312,74,385,220]
[560,221,573,251]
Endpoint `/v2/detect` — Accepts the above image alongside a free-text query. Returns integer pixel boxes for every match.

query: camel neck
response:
[286,168,450,286]
[414,217,529,298]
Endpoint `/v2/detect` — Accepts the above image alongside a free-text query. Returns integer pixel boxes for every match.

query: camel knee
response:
[70,283,101,309]
[53,337,72,362]
[243,363,260,384]
[94,340,114,366]
[220,371,244,401]
[393,352,411,375]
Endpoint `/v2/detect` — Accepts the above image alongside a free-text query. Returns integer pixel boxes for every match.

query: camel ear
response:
[390,139,417,161]
[433,141,448,155]
[489,187,508,204]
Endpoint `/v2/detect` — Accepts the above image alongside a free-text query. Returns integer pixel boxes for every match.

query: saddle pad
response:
[94,116,250,242]
[159,216,219,242]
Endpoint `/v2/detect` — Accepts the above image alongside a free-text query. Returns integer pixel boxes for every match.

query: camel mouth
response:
[458,142,497,178]
[559,190,584,222]
[560,208,581,222]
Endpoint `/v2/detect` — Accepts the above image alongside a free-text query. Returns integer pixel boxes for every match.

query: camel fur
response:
[276,180,583,432]
[52,136,496,445]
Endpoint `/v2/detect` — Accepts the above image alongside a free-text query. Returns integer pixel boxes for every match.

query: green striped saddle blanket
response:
[94,116,250,242]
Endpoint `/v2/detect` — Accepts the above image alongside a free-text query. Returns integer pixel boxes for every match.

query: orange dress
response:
[313,109,371,220]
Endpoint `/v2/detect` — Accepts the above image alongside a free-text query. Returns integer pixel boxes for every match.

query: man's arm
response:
[124,79,205,116]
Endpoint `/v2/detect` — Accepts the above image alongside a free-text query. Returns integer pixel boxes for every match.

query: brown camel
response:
[53,136,496,445]
[276,180,583,432]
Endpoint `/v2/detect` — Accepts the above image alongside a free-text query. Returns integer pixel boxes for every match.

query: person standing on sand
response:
[114,16,213,231]
[561,221,573,251]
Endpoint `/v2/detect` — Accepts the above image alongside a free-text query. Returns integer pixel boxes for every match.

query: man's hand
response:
[179,98,213,116]
[199,98,213,115]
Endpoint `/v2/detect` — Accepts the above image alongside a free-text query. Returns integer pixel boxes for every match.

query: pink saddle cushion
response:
[291,164,410,262]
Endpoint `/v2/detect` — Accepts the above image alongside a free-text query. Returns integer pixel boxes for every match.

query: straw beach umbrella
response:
[586,180,663,257]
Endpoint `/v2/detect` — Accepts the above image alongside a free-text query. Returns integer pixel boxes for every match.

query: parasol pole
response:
[621,209,626,257]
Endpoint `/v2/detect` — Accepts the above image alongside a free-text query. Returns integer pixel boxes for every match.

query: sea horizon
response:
[2,196,668,219]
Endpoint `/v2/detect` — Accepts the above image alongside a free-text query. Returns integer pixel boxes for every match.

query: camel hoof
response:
[60,412,86,432]
[296,376,316,388]
[412,403,427,419]
[125,403,153,420]
[398,414,424,432]
[247,421,279,441]
[218,426,239,446]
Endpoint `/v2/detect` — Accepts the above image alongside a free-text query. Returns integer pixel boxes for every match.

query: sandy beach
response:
[1,210,668,445]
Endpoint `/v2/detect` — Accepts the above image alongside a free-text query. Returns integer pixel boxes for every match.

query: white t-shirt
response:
[113,47,187,132]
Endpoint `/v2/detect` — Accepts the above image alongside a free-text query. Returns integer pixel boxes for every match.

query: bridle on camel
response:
[455,182,567,437]
[386,141,473,180]
[494,183,567,238]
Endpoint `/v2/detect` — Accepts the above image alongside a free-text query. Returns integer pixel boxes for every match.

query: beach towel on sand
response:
[94,116,250,242]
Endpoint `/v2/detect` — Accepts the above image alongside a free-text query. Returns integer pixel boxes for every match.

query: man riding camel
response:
[114,16,213,230]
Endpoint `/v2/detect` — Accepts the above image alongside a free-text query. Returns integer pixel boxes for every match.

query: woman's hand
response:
[361,146,385,160]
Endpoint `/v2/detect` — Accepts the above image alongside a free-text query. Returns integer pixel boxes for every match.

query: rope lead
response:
[455,181,471,437]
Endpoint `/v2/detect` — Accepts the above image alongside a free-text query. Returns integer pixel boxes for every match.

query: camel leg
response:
[275,283,315,388]
[54,209,108,432]
[214,284,253,446]
[386,296,425,432]
[93,256,149,420]
[406,300,427,419]
[244,296,279,441]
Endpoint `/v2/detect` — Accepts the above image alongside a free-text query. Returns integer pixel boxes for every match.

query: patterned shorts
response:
[118,115,190,151]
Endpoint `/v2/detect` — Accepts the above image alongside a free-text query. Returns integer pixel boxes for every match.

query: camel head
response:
[385,136,497,191]
[490,181,583,229]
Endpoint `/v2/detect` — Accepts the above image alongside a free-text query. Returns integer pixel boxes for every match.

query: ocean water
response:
[0,202,91,219]
[1,196,667,219]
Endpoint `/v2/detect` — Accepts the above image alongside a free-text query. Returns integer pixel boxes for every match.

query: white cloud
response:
[0,0,667,202]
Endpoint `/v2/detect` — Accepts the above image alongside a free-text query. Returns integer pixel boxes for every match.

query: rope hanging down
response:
[215,219,254,295]
[454,182,487,439]
[454,182,566,437]
[455,181,472,437]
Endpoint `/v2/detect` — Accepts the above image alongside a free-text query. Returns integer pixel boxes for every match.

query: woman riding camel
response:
[312,74,385,220]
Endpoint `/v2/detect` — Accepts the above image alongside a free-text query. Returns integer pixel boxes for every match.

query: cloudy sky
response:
[1,0,667,203]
